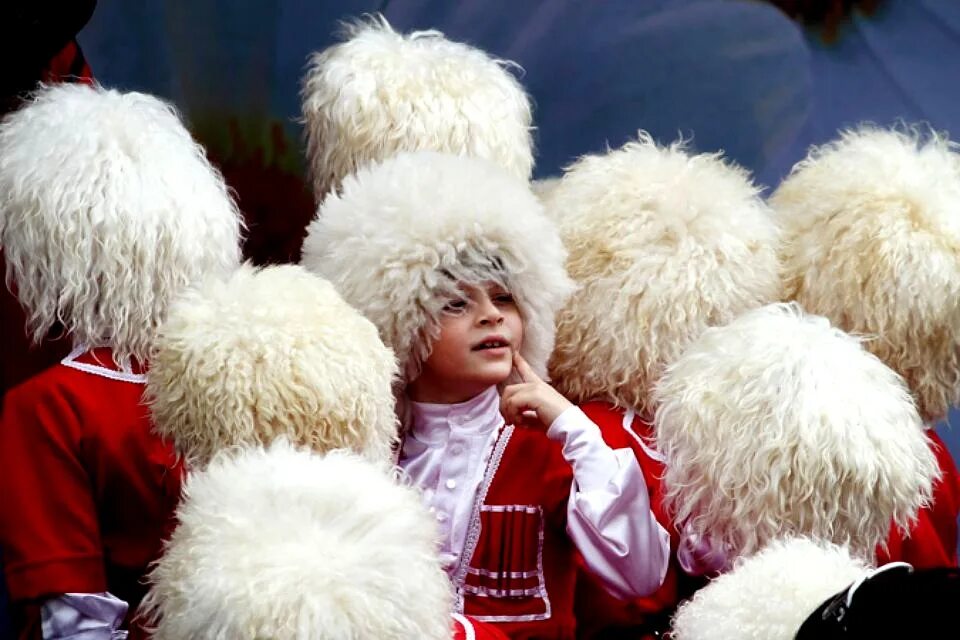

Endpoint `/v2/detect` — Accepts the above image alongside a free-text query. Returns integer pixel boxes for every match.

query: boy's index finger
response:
[512,352,539,383]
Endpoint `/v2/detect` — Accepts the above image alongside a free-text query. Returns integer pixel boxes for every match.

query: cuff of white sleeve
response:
[677,529,732,576]
[41,592,129,640]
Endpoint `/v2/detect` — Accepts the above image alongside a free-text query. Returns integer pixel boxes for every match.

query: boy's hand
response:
[500,353,574,430]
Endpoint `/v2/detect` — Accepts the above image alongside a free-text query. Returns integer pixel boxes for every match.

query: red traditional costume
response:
[0,349,181,638]
[543,135,782,636]
[303,151,671,639]
[772,126,960,569]
[0,84,241,638]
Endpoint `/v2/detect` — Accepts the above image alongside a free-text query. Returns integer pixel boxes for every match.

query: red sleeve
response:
[0,374,106,601]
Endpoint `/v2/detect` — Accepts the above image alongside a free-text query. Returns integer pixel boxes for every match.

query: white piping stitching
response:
[450,613,476,640]
[467,567,540,579]
[480,505,539,514]
[536,504,551,621]
[463,585,544,598]
[61,347,146,384]
[622,408,666,463]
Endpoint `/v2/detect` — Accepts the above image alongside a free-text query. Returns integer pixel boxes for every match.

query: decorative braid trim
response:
[453,425,513,613]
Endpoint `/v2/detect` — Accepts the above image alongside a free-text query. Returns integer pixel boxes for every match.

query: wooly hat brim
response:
[547,133,780,414]
[140,440,452,640]
[147,264,398,468]
[654,303,937,561]
[302,151,573,384]
[301,15,533,202]
[772,126,960,423]
[0,83,242,365]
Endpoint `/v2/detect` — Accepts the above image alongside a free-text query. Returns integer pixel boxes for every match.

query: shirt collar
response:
[409,385,503,445]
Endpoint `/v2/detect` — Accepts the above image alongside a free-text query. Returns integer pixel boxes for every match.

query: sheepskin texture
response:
[670,537,870,640]
[531,176,561,206]
[654,303,937,562]
[0,83,241,367]
[147,264,399,468]
[301,15,533,202]
[772,126,960,423]
[140,440,452,640]
[301,151,574,385]
[547,134,781,414]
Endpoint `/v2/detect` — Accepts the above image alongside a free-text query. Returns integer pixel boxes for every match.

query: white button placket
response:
[437,409,471,552]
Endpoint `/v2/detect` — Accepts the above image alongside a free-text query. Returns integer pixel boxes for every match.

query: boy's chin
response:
[470,368,513,389]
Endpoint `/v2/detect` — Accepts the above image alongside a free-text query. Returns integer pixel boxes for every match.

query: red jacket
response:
[0,348,182,639]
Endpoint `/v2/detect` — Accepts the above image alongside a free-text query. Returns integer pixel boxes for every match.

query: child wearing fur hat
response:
[303,151,671,640]
[0,84,242,639]
[542,135,782,637]
[771,126,960,569]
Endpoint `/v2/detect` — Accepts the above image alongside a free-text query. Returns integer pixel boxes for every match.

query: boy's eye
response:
[494,293,515,305]
[442,299,468,313]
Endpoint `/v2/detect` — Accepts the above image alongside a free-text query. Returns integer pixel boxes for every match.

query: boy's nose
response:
[477,297,504,325]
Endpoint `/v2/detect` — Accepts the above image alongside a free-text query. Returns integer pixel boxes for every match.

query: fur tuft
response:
[140,440,452,640]
[547,134,780,413]
[301,151,574,384]
[0,83,242,366]
[654,303,938,561]
[772,125,960,422]
[300,15,533,202]
[531,176,561,206]
[147,264,398,468]
[670,537,869,640]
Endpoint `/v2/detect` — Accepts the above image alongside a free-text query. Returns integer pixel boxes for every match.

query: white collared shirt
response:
[401,386,503,573]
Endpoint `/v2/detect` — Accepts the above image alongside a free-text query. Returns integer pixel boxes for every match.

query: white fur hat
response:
[301,15,533,202]
[654,303,937,561]
[0,83,242,366]
[301,151,574,383]
[670,537,870,640]
[140,439,452,640]
[547,134,781,414]
[771,126,960,423]
[147,264,399,468]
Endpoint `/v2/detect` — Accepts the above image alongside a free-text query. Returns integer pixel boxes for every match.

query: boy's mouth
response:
[471,335,510,351]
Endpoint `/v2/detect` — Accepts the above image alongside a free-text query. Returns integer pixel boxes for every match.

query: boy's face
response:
[408,281,523,404]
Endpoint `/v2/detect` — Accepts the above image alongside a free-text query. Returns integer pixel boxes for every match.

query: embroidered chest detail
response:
[453,426,552,622]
